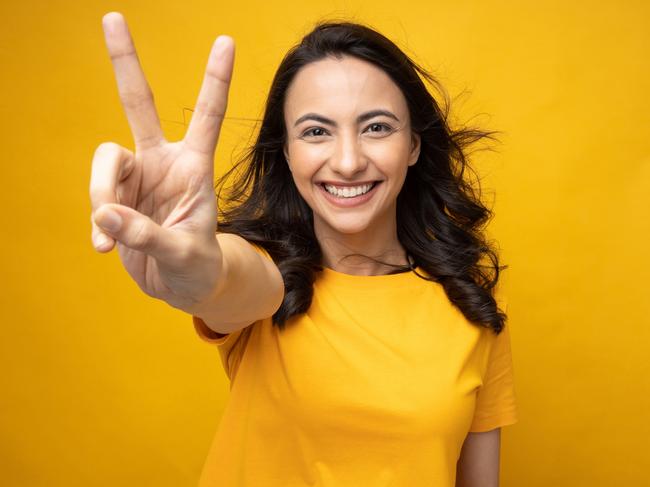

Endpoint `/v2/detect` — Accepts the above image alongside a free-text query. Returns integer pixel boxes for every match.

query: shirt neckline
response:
[316,264,425,289]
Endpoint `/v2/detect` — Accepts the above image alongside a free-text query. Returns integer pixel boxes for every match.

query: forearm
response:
[184,233,284,333]
[455,429,501,487]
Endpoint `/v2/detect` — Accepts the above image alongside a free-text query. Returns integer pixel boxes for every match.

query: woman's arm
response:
[187,233,285,334]
[455,428,501,487]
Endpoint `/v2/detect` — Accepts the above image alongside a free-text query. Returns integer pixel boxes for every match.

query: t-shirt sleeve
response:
[191,240,274,381]
[468,297,519,433]
[193,315,253,381]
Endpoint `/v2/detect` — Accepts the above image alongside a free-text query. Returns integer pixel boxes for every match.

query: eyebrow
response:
[293,109,400,127]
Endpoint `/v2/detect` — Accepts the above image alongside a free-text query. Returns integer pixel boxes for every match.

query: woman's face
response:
[283,55,420,239]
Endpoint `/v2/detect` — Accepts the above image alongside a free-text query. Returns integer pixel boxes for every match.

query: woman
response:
[91,12,517,486]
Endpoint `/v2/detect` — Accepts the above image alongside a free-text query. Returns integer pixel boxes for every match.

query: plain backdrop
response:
[1,0,648,485]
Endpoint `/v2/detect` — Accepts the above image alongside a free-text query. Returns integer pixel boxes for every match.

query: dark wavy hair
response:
[215,20,508,334]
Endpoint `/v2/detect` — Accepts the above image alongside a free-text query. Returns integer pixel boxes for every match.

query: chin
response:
[320,216,373,236]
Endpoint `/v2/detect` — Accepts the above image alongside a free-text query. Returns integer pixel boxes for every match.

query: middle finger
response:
[184,35,235,156]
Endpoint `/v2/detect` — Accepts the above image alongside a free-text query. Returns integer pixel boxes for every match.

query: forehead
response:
[284,55,408,120]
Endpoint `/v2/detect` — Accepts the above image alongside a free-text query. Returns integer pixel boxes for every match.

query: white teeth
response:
[323,183,374,198]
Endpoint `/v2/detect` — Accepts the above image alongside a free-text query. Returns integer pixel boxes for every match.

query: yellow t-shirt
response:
[193,247,518,486]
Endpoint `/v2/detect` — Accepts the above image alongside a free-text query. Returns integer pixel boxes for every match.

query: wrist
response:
[180,235,229,316]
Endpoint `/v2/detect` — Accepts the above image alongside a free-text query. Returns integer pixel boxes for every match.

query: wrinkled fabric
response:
[193,247,517,486]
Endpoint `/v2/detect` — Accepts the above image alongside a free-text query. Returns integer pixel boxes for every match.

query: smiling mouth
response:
[320,181,381,198]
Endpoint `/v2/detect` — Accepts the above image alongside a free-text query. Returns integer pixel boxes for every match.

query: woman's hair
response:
[216,20,508,334]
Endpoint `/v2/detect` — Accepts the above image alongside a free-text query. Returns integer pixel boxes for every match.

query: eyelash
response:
[301,123,393,138]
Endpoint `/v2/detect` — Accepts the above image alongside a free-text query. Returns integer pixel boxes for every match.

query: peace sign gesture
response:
[90,12,235,310]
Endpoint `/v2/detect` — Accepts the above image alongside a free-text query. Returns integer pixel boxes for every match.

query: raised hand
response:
[89,12,235,310]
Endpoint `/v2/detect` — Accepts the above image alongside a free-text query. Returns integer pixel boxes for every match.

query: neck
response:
[314,211,409,276]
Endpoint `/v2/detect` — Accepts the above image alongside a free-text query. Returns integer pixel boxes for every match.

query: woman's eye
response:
[365,123,392,134]
[301,124,391,138]
[302,127,328,138]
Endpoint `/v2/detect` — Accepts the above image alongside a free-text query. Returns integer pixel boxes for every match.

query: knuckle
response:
[120,88,154,110]
[108,47,136,62]
[194,100,226,120]
[206,68,230,87]
[95,141,120,156]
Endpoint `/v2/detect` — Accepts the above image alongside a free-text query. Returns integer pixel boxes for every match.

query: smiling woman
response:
[216,21,506,333]
[91,12,517,487]
[197,21,517,487]
[283,55,420,247]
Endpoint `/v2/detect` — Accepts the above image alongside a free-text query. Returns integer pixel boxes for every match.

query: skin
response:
[89,12,283,328]
[89,12,235,308]
[456,428,501,486]
[283,55,421,276]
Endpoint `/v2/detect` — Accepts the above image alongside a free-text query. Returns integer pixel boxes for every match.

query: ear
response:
[408,132,421,167]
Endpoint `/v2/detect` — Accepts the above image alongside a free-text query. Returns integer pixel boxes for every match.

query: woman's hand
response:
[89,12,235,311]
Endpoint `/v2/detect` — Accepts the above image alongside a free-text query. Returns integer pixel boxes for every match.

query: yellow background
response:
[1,0,648,485]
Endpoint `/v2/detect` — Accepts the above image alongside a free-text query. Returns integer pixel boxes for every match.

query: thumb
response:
[93,204,181,261]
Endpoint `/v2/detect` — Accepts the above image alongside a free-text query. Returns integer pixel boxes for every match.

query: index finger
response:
[184,35,235,156]
[102,12,164,150]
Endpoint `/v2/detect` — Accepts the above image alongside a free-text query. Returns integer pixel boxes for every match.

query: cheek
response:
[364,137,412,173]
[288,143,330,181]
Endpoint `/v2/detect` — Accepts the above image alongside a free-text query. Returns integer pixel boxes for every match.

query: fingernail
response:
[96,210,122,232]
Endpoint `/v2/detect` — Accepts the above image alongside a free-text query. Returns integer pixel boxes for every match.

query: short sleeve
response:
[468,313,519,432]
[191,240,274,381]
[193,314,241,344]
[193,315,253,382]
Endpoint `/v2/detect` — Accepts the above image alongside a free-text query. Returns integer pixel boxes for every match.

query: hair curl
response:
[216,20,508,334]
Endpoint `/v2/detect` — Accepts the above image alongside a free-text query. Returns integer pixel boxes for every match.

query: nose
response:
[328,132,368,178]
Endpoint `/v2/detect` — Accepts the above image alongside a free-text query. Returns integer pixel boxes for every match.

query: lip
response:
[316,181,382,208]
[318,180,381,187]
